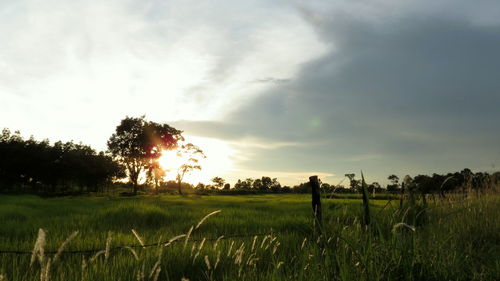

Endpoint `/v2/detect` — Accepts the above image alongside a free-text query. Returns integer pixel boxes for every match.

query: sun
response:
[157,135,234,185]
[158,150,185,173]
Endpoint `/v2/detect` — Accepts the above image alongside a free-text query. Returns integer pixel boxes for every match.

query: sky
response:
[1,0,499,186]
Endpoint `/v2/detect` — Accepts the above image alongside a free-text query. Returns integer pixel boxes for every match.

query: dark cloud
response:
[180,10,500,180]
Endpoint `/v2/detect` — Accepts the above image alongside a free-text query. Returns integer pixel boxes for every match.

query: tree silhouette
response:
[107,116,183,195]
[0,128,124,194]
[211,177,225,189]
[146,161,165,194]
[174,143,205,194]
[345,173,360,191]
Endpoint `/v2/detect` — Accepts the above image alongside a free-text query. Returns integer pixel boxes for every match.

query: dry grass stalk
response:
[193,238,206,263]
[136,262,145,281]
[40,257,51,281]
[195,210,221,230]
[123,246,139,261]
[152,268,161,281]
[272,242,280,254]
[392,222,416,233]
[192,251,200,263]
[131,229,145,248]
[105,231,113,261]
[184,226,194,249]
[214,250,221,269]
[204,255,211,270]
[31,228,47,267]
[213,235,224,250]
[89,250,106,263]
[149,261,160,279]
[165,234,186,247]
[156,237,163,261]
[233,243,245,265]
[245,253,256,265]
[227,241,235,257]
[251,236,258,252]
[198,238,206,252]
[316,235,322,244]
[260,235,269,248]
[190,242,197,257]
[53,231,79,263]
[80,259,87,281]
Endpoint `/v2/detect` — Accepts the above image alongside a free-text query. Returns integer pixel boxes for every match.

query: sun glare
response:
[158,135,234,185]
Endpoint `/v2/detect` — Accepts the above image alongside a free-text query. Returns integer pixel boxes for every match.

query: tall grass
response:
[0,193,498,281]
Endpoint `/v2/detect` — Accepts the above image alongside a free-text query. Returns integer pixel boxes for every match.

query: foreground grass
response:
[0,193,498,281]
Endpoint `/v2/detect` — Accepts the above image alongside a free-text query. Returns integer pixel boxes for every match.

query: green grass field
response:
[0,193,498,281]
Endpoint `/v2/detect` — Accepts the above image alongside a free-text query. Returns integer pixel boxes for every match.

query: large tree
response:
[107,116,183,194]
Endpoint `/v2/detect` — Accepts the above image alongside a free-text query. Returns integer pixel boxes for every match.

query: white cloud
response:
[0,0,328,149]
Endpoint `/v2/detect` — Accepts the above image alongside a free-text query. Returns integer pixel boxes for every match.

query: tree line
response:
[0,116,203,195]
[1,115,498,196]
[193,169,499,196]
[0,129,124,194]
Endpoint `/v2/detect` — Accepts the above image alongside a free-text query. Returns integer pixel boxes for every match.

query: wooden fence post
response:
[309,175,322,233]
[400,182,405,209]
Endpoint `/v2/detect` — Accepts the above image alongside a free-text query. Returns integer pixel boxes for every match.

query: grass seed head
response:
[149,261,160,279]
[166,234,186,246]
[184,226,194,249]
[123,246,139,261]
[89,250,106,264]
[31,228,47,267]
[300,237,307,250]
[251,236,258,252]
[105,231,113,261]
[53,231,79,263]
[204,255,211,270]
[131,229,145,248]
[195,210,221,230]
[214,235,224,250]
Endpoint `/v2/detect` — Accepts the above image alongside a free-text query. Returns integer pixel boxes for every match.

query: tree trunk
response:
[400,182,405,209]
[178,180,183,195]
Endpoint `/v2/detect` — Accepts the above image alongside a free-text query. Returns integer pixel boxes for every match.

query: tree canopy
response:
[107,116,183,194]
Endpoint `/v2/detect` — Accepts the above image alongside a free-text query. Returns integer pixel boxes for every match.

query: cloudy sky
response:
[1,0,499,186]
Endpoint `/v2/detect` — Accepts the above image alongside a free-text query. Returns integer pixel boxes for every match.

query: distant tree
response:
[270,178,281,192]
[292,182,311,193]
[387,174,400,191]
[345,173,360,192]
[491,171,500,186]
[173,143,205,195]
[368,182,381,196]
[107,116,183,195]
[146,161,165,194]
[234,178,253,190]
[252,178,263,190]
[211,177,225,189]
[223,183,231,190]
[388,174,399,185]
